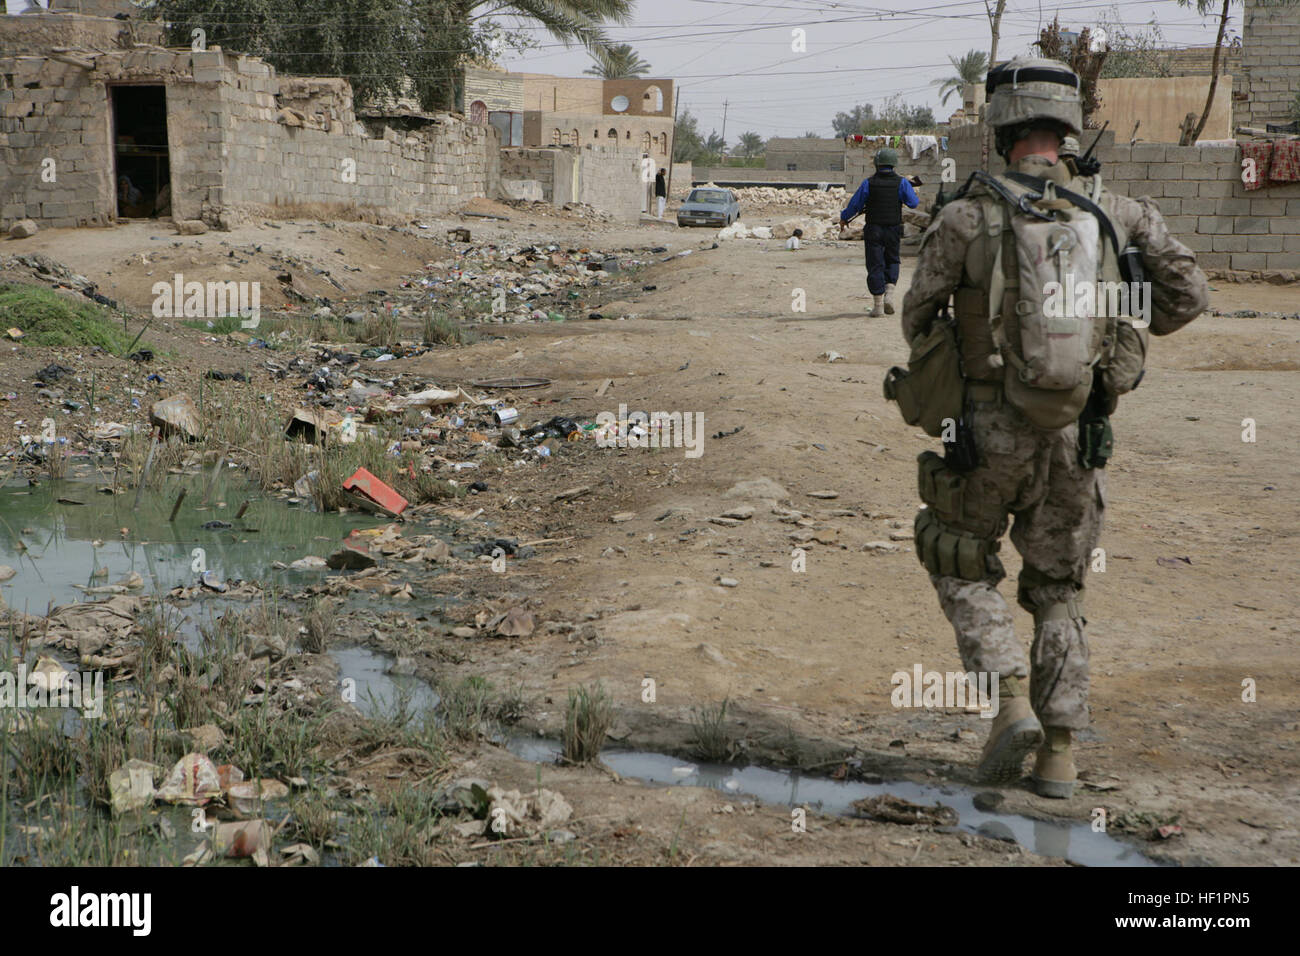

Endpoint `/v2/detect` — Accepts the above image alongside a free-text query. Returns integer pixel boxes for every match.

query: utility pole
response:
[720,100,729,156]
[982,0,1007,169]
[667,85,681,198]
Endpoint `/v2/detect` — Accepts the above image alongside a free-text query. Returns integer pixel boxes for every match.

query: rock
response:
[716,576,739,588]
[696,642,735,667]
[973,791,1005,812]
[0,565,14,582]
[976,820,1017,843]
[723,477,789,502]
[326,546,376,571]
[150,393,202,440]
[185,724,226,753]
[807,490,839,499]
[709,516,741,527]
[862,541,901,553]
[176,219,208,235]
[289,555,327,571]
[451,626,477,638]
[720,505,754,520]
[493,606,535,638]
[611,512,636,523]
[8,219,38,239]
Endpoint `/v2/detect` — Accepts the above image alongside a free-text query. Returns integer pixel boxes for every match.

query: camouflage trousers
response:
[923,400,1104,730]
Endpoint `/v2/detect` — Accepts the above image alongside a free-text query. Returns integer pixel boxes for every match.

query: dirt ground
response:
[5,197,1297,867]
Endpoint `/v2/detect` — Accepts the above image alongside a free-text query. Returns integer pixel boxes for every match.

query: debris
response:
[554,485,591,502]
[226,779,291,816]
[807,490,839,499]
[150,393,202,440]
[1156,556,1193,568]
[326,543,377,571]
[862,541,901,553]
[199,570,228,592]
[156,753,223,805]
[176,219,209,235]
[716,576,739,588]
[108,760,163,816]
[285,407,342,444]
[485,786,573,838]
[853,794,958,827]
[712,425,744,439]
[212,820,271,864]
[821,351,845,363]
[342,467,409,518]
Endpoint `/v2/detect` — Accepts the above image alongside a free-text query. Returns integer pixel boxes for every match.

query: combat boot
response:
[883,283,897,314]
[977,676,1043,784]
[1031,727,1077,798]
[870,295,885,317]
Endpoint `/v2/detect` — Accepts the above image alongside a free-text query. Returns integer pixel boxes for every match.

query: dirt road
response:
[7,201,1296,866]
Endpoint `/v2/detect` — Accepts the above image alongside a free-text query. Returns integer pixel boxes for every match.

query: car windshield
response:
[687,190,730,205]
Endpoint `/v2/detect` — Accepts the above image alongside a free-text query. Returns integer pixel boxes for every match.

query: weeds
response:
[301,597,335,654]
[689,698,737,762]
[562,682,613,765]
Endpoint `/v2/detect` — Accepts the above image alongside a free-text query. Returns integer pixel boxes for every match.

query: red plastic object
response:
[342,467,409,517]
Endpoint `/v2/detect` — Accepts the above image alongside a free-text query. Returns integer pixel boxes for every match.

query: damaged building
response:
[1,11,500,231]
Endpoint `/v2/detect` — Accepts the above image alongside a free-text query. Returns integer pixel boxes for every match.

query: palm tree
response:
[461,0,635,55]
[737,131,764,158]
[583,42,652,78]
[933,49,988,107]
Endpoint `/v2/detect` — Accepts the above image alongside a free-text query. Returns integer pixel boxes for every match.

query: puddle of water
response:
[0,477,387,613]
[508,737,1154,867]
[330,645,439,719]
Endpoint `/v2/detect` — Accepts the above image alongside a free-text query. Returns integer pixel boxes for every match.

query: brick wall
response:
[765,138,844,171]
[1239,0,1300,128]
[845,143,953,208]
[577,144,642,222]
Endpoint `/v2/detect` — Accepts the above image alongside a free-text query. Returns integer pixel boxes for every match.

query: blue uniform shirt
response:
[839,168,920,222]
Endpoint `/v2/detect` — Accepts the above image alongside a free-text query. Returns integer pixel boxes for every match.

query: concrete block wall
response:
[2,45,500,231]
[1240,0,1300,128]
[1,53,116,227]
[577,144,642,222]
[944,125,1300,272]
[846,144,952,208]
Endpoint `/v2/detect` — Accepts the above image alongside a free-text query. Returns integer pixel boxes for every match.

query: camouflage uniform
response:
[902,154,1210,729]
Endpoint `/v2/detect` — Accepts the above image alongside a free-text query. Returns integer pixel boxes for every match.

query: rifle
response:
[1074,121,1109,177]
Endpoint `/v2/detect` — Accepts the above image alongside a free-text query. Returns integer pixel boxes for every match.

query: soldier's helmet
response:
[874,147,899,168]
[984,56,1083,137]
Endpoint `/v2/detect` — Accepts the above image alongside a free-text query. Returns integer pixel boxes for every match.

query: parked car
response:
[676,187,741,227]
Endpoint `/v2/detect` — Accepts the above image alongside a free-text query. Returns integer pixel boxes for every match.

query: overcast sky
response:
[6,0,1234,144]
[491,0,1233,143]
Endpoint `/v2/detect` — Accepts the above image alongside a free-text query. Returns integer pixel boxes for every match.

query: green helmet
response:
[984,56,1082,137]
[874,147,899,168]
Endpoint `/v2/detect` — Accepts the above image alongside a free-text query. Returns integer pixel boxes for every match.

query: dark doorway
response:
[111,85,171,218]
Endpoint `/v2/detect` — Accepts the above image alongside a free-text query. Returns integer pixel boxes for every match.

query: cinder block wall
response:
[1,47,499,231]
[946,126,1300,271]
[1240,0,1300,128]
[845,145,953,208]
[577,144,642,222]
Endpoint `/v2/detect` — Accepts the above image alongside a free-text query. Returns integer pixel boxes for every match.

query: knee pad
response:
[914,507,1001,581]
[1032,597,1086,630]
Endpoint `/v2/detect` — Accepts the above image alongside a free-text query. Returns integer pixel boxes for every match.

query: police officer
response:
[899,57,1208,798]
[838,147,920,316]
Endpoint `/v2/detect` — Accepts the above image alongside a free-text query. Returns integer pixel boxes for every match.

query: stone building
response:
[1,11,500,231]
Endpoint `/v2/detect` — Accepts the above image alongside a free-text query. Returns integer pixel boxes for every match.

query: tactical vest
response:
[950,168,1144,429]
[865,169,902,226]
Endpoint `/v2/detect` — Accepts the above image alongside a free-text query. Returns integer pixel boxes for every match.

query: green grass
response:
[0,282,140,353]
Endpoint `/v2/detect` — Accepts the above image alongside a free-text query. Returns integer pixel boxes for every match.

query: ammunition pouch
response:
[1077,374,1115,469]
[915,451,1002,581]
[884,316,964,438]
[1100,318,1148,411]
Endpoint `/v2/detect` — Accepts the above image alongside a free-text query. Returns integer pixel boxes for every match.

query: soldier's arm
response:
[1113,195,1210,335]
[900,199,980,342]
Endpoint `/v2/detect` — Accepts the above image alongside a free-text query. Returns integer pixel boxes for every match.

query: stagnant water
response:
[0,476,380,613]
[508,737,1156,867]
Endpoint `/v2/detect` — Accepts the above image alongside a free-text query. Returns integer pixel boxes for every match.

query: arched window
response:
[607,128,618,139]
[469,101,486,125]
[552,128,561,145]
[641,131,651,152]
[658,133,668,154]
[572,128,580,146]
[626,130,631,140]
[643,86,664,112]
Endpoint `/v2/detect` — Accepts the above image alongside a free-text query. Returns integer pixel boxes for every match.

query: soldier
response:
[898,57,1208,797]
[837,147,920,317]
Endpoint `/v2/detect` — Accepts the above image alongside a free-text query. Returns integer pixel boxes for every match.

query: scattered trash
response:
[156,753,223,805]
[342,467,409,518]
[150,394,202,440]
[108,760,164,816]
[853,794,958,827]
